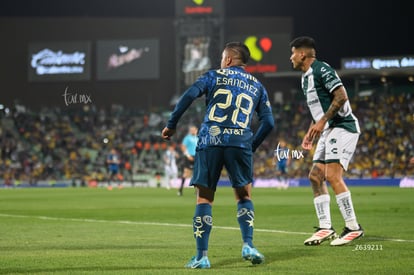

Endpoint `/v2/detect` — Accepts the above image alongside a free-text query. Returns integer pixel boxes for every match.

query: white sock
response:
[336,191,359,230]
[314,194,332,229]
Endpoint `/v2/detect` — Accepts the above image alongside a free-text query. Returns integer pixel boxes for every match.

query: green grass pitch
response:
[0,186,413,274]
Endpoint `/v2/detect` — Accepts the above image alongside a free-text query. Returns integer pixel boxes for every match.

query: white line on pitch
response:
[1,213,413,243]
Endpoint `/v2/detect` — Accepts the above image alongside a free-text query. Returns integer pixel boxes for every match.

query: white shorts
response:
[164,165,178,178]
[313,127,359,171]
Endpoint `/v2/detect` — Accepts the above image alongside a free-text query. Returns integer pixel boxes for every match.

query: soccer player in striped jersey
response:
[162,42,274,268]
[290,36,364,246]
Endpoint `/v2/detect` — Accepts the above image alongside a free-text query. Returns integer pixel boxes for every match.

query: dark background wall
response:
[1,0,411,111]
[1,16,295,111]
[0,17,175,111]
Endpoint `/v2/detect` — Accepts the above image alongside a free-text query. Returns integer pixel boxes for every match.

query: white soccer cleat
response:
[304,227,336,246]
[330,225,364,246]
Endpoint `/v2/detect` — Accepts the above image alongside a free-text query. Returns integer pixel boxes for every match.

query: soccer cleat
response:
[304,227,336,246]
[330,225,364,246]
[184,256,211,269]
[242,244,265,264]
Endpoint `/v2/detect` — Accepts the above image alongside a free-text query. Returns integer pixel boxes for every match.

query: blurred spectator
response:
[1,90,413,185]
[106,148,121,190]
[163,143,179,190]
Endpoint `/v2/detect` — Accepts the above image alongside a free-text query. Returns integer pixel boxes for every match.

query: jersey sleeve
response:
[251,87,274,152]
[320,62,343,93]
[166,73,211,129]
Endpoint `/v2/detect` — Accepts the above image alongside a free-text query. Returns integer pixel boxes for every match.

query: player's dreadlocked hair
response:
[224,42,250,65]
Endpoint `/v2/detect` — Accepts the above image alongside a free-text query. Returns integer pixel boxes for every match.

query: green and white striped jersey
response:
[301,60,360,133]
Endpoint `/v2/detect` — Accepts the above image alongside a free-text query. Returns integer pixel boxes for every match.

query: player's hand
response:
[161,127,176,140]
[308,125,321,141]
[308,119,326,141]
[301,134,313,151]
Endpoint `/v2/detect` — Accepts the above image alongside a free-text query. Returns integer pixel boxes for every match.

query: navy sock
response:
[193,203,212,260]
[237,199,254,247]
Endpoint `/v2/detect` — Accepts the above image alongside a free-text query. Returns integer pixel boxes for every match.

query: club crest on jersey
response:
[199,126,223,146]
[208,125,221,136]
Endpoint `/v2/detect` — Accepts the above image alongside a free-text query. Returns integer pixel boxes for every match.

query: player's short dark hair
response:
[290,36,316,50]
[224,42,250,64]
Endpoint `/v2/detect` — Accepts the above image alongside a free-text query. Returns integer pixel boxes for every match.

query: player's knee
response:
[234,186,251,201]
[308,170,316,181]
[197,186,215,203]
[325,173,342,186]
[308,170,322,184]
[324,165,343,184]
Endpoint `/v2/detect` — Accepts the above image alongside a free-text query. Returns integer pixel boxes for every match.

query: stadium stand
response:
[0,90,413,187]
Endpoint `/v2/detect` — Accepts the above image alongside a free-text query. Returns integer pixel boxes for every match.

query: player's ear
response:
[225,55,232,67]
[300,50,306,61]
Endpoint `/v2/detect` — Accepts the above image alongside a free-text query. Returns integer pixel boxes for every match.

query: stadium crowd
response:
[0,90,413,186]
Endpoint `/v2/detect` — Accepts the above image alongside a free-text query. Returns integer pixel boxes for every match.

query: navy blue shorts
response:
[190,146,253,191]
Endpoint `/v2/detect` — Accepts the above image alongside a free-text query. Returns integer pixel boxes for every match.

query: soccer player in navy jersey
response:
[162,42,274,269]
[106,148,121,190]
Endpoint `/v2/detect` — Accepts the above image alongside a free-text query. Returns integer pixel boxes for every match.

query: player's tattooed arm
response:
[321,86,348,122]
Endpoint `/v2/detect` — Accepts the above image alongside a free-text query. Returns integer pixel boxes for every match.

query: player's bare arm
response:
[322,86,348,121]
[308,86,348,140]
[302,121,315,150]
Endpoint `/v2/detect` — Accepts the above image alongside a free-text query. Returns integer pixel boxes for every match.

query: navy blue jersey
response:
[107,153,119,172]
[167,66,274,151]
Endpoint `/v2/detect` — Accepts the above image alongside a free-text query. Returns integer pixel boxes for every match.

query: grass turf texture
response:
[0,186,413,274]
